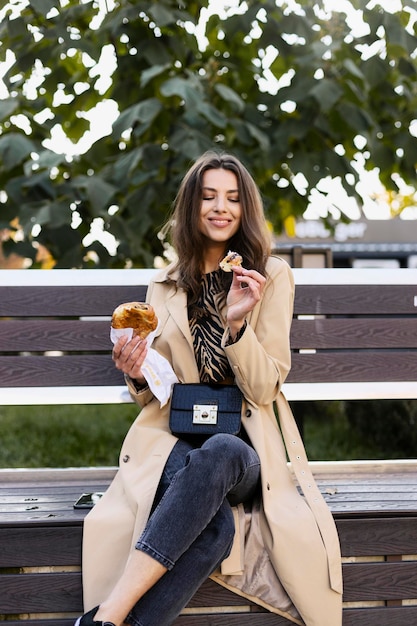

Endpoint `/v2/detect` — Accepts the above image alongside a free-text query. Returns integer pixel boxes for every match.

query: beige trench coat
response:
[82,257,343,626]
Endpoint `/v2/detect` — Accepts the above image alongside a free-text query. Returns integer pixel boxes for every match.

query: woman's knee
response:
[201,433,246,461]
[202,434,259,471]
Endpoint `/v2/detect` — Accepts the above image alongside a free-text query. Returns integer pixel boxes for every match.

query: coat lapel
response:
[153,265,198,376]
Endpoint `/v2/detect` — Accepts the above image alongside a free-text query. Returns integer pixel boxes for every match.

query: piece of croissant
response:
[219,250,243,272]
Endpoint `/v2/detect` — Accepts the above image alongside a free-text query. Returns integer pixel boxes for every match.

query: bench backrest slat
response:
[291,318,417,349]
[1,269,416,401]
[293,284,417,315]
[0,320,114,352]
[0,285,147,317]
[0,355,124,387]
[289,352,417,383]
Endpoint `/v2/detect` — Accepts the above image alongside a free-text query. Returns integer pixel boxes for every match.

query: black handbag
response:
[169,383,242,437]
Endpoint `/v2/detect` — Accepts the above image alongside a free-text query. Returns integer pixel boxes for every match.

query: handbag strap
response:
[276,393,343,594]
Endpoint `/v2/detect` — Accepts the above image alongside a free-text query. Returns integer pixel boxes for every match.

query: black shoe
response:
[74,605,116,626]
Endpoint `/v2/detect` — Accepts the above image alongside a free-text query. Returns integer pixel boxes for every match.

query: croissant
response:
[111,302,157,339]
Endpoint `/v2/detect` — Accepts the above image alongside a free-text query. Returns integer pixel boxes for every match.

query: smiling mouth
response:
[209,219,231,226]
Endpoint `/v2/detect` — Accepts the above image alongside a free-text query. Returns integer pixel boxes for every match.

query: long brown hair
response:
[166,151,271,305]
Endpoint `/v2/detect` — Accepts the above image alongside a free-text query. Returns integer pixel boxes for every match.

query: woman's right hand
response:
[112,335,148,386]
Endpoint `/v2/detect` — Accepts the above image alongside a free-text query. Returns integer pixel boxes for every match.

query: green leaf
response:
[371,142,395,171]
[30,0,59,16]
[398,57,417,78]
[0,98,19,122]
[0,133,35,171]
[112,99,163,137]
[7,16,27,38]
[362,56,388,88]
[111,147,144,183]
[38,224,83,268]
[336,102,373,133]
[2,239,37,261]
[148,5,176,27]
[246,122,270,152]
[197,102,227,128]
[160,77,201,106]
[22,170,56,199]
[309,79,343,113]
[214,84,245,112]
[48,199,73,228]
[343,58,364,80]
[141,39,173,66]
[140,64,170,88]
[383,11,416,55]
[36,150,66,170]
[86,177,118,216]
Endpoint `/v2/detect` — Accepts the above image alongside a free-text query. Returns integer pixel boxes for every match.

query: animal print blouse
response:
[188,270,234,383]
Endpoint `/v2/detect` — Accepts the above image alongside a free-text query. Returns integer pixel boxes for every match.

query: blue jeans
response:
[126,433,261,626]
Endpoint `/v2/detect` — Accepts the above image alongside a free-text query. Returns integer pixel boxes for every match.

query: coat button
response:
[122,454,130,463]
[245,409,252,417]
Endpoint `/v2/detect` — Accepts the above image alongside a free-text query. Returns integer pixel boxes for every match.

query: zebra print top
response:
[188,270,234,383]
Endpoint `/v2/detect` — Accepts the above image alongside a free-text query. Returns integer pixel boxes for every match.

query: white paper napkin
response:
[110,323,178,406]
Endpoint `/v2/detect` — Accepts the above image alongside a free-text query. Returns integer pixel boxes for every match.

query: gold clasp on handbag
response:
[193,403,218,425]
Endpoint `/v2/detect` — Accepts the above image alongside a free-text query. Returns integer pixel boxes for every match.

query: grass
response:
[0,404,138,468]
[0,400,414,468]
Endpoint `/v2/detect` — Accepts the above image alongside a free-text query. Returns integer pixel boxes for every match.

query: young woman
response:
[77,152,342,626]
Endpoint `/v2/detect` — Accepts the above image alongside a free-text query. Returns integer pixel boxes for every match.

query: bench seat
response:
[1,463,416,626]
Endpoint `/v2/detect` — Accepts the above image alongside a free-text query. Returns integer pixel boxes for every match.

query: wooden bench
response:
[1,267,417,626]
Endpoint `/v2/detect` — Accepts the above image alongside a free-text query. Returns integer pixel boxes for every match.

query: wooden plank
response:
[1,617,294,626]
[2,351,416,388]
[0,621,73,626]
[288,352,417,383]
[0,320,113,352]
[323,492,417,504]
[0,526,82,567]
[0,466,117,484]
[337,518,417,556]
[0,465,416,526]
[3,610,417,626]
[342,606,417,626]
[2,518,417,568]
[0,285,147,317]
[0,354,124,387]
[0,571,83,612]
[2,284,416,318]
[8,609,417,626]
[293,284,417,315]
[342,561,417,602]
[173,616,295,625]
[290,318,417,350]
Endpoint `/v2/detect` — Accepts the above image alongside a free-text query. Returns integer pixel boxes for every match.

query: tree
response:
[0,0,416,268]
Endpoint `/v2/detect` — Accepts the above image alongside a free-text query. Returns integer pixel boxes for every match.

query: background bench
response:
[0,267,416,626]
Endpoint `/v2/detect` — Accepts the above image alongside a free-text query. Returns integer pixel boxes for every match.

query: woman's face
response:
[198,168,242,250]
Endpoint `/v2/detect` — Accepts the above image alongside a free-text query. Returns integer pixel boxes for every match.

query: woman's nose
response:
[214,195,226,211]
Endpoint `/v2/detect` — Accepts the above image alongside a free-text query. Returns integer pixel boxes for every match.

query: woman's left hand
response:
[226,266,266,338]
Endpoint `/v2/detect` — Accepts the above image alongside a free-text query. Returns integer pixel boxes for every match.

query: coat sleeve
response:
[222,257,294,407]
